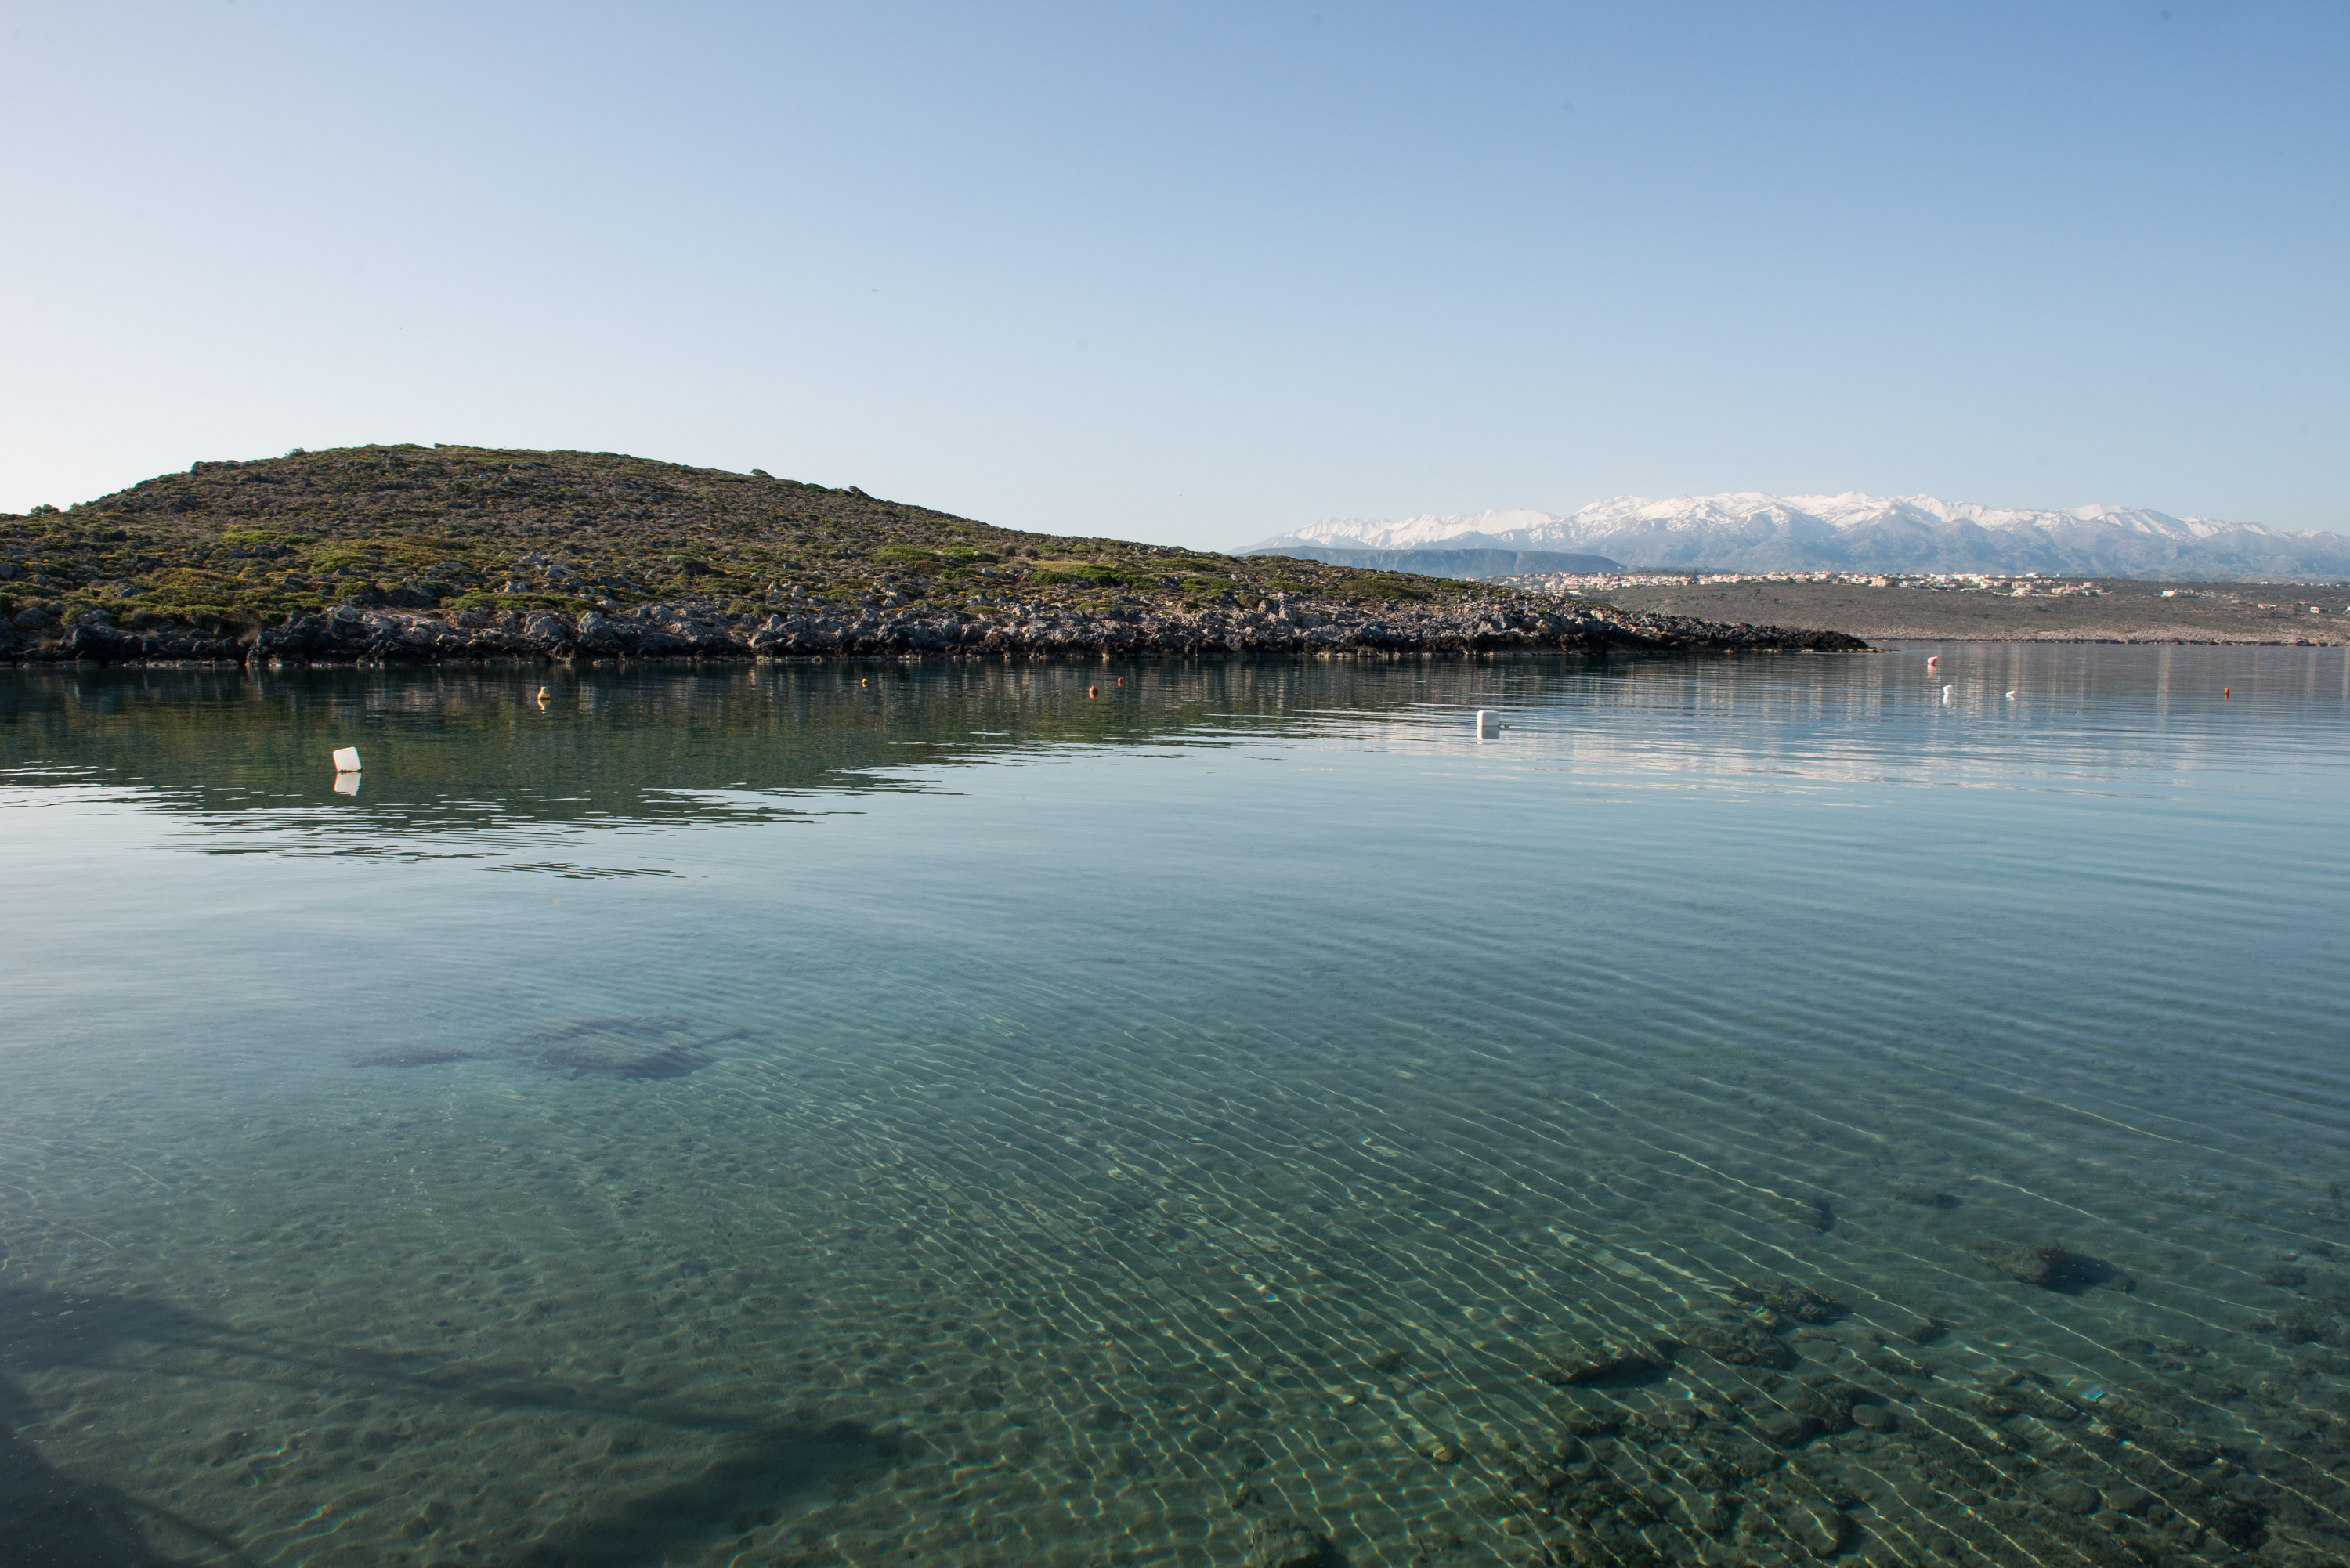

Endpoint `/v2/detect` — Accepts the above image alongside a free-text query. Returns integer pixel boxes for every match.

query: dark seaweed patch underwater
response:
[518,1016,736,1080]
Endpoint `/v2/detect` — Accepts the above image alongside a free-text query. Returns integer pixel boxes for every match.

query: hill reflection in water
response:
[2,645,2340,871]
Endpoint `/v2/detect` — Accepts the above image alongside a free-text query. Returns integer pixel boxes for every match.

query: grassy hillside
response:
[0,444,1508,632]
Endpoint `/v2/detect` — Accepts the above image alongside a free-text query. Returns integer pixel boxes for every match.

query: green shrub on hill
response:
[0,443,1513,630]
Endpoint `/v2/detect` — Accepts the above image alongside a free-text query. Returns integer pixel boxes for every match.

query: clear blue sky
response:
[3,2,2342,547]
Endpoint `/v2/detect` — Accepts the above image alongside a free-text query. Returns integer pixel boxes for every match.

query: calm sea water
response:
[2,646,2347,1568]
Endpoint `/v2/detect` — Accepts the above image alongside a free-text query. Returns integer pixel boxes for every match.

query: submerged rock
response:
[1755,1407,1820,1447]
[518,1015,737,1080]
[1889,1180,1958,1208]
[2266,1307,2343,1345]
[1724,1280,1846,1323]
[1781,1378,1871,1433]
[1535,1340,1674,1387]
[1972,1241,2131,1292]
[1246,1516,1332,1568]
[1784,1498,1850,1559]
[1547,1397,1623,1435]
[2038,1478,2102,1514]
[1669,1313,1796,1370]
[1779,1196,1835,1232]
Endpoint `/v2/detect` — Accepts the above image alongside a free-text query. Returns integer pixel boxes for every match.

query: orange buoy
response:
[2223,687,2230,698]
[1115,676,1125,688]
[1087,685,1098,698]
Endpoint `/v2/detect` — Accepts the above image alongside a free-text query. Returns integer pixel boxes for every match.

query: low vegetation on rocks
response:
[0,445,1868,664]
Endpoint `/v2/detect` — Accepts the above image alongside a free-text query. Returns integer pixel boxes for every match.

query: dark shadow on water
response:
[520,1017,742,1080]
[537,1042,710,1080]
[349,1019,747,1080]
[1560,1362,1670,1390]
[0,1389,223,1566]
[513,1422,897,1568]
[0,1288,247,1565]
[0,1280,895,1565]
[2033,1248,2127,1295]
[1969,1241,2130,1295]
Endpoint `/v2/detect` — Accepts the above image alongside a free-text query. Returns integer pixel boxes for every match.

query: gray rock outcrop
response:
[6,594,1870,667]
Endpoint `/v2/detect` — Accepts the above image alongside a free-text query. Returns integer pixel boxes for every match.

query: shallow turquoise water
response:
[2,646,2348,1567]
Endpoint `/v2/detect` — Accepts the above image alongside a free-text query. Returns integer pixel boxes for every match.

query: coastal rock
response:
[59,620,128,663]
[13,592,1874,668]
[573,610,624,652]
[522,611,571,652]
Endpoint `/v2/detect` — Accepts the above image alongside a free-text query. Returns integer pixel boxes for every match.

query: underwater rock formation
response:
[1245,1517,1332,1568]
[1668,1313,1797,1370]
[1724,1280,1845,1322]
[1536,1340,1676,1387]
[1888,1180,1958,1207]
[517,1016,736,1080]
[1971,1241,2131,1292]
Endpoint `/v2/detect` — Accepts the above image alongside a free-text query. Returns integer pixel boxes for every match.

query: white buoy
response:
[1940,685,1953,703]
[2005,690,2017,699]
[332,746,362,772]
[1476,709,1500,737]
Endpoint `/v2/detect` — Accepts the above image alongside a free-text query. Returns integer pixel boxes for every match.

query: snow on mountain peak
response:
[1243,492,2347,579]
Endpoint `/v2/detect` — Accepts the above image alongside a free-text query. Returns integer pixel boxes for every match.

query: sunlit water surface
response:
[2,646,2348,1568]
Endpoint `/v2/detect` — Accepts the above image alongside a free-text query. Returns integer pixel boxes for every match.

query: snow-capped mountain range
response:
[1242,494,2350,580]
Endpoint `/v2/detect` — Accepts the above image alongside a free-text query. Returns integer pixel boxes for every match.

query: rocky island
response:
[0,446,1869,666]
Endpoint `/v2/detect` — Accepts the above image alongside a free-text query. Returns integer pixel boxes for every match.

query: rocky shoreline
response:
[5,594,1870,667]
[1592,578,2350,648]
